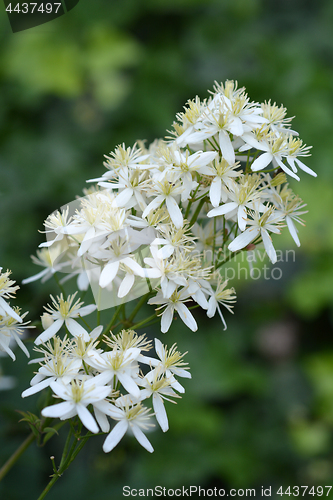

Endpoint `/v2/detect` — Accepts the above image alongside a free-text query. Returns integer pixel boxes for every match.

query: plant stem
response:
[37,431,90,500]
[127,292,152,324]
[131,312,157,330]
[189,198,206,226]
[0,432,35,482]
[102,303,124,336]
[53,273,67,298]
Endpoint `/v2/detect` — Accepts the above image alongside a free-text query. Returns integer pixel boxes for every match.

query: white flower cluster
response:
[22,329,189,453]
[0,267,32,361]
[26,81,313,334]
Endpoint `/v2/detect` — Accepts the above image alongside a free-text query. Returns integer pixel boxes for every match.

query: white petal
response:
[261,229,277,264]
[228,227,260,252]
[166,196,183,228]
[153,393,168,432]
[22,377,53,398]
[142,197,163,219]
[103,420,128,453]
[210,177,222,207]
[154,338,163,359]
[207,202,238,218]
[286,216,300,247]
[161,307,174,333]
[251,152,273,171]
[76,403,99,433]
[113,188,134,207]
[34,318,63,345]
[0,297,23,323]
[118,273,135,298]
[94,406,110,433]
[175,302,198,332]
[65,318,90,341]
[219,131,235,164]
[294,158,317,177]
[117,372,141,399]
[99,261,120,288]
[41,401,74,419]
[237,205,247,232]
[131,424,154,453]
[76,304,97,317]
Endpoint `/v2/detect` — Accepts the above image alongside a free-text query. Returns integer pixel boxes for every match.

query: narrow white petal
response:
[261,229,277,264]
[219,131,235,164]
[295,158,317,177]
[22,377,53,398]
[41,401,74,419]
[103,420,128,453]
[237,205,247,232]
[76,404,99,433]
[99,261,119,288]
[0,297,23,323]
[154,338,163,359]
[175,303,198,332]
[117,373,140,399]
[210,177,222,207]
[207,202,238,218]
[228,227,260,252]
[251,152,273,171]
[142,197,163,219]
[153,394,168,432]
[118,273,135,298]
[166,196,183,228]
[65,318,90,341]
[286,216,300,247]
[21,268,49,284]
[94,406,110,433]
[34,319,63,345]
[113,188,134,207]
[131,424,154,453]
[76,304,97,317]
[161,307,174,333]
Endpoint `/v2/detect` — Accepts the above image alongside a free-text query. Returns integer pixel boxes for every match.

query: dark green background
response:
[1,1,333,498]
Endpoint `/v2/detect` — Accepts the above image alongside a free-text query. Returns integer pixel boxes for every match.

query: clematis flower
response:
[34,292,97,345]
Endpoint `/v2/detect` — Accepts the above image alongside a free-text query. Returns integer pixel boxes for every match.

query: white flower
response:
[103,396,154,453]
[228,206,283,264]
[42,376,112,434]
[0,308,32,360]
[22,246,71,285]
[206,278,236,330]
[139,367,180,432]
[0,268,22,323]
[148,288,197,333]
[207,175,263,232]
[34,293,97,345]
[86,347,141,399]
[22,354,82,398]
[142,176,184,229]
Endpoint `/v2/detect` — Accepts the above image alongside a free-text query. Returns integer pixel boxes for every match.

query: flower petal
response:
[103,420,128,453]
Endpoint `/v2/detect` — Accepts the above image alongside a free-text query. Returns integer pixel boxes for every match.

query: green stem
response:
[189,198,206,227]
[37,430,90,500]
[131,312,157,330]
[53,273,67,298]
[127,292,152,324]
[102,303,124,336]
[0,432,35,482]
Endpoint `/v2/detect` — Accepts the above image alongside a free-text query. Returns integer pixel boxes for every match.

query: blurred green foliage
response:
[1,0,333,498]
